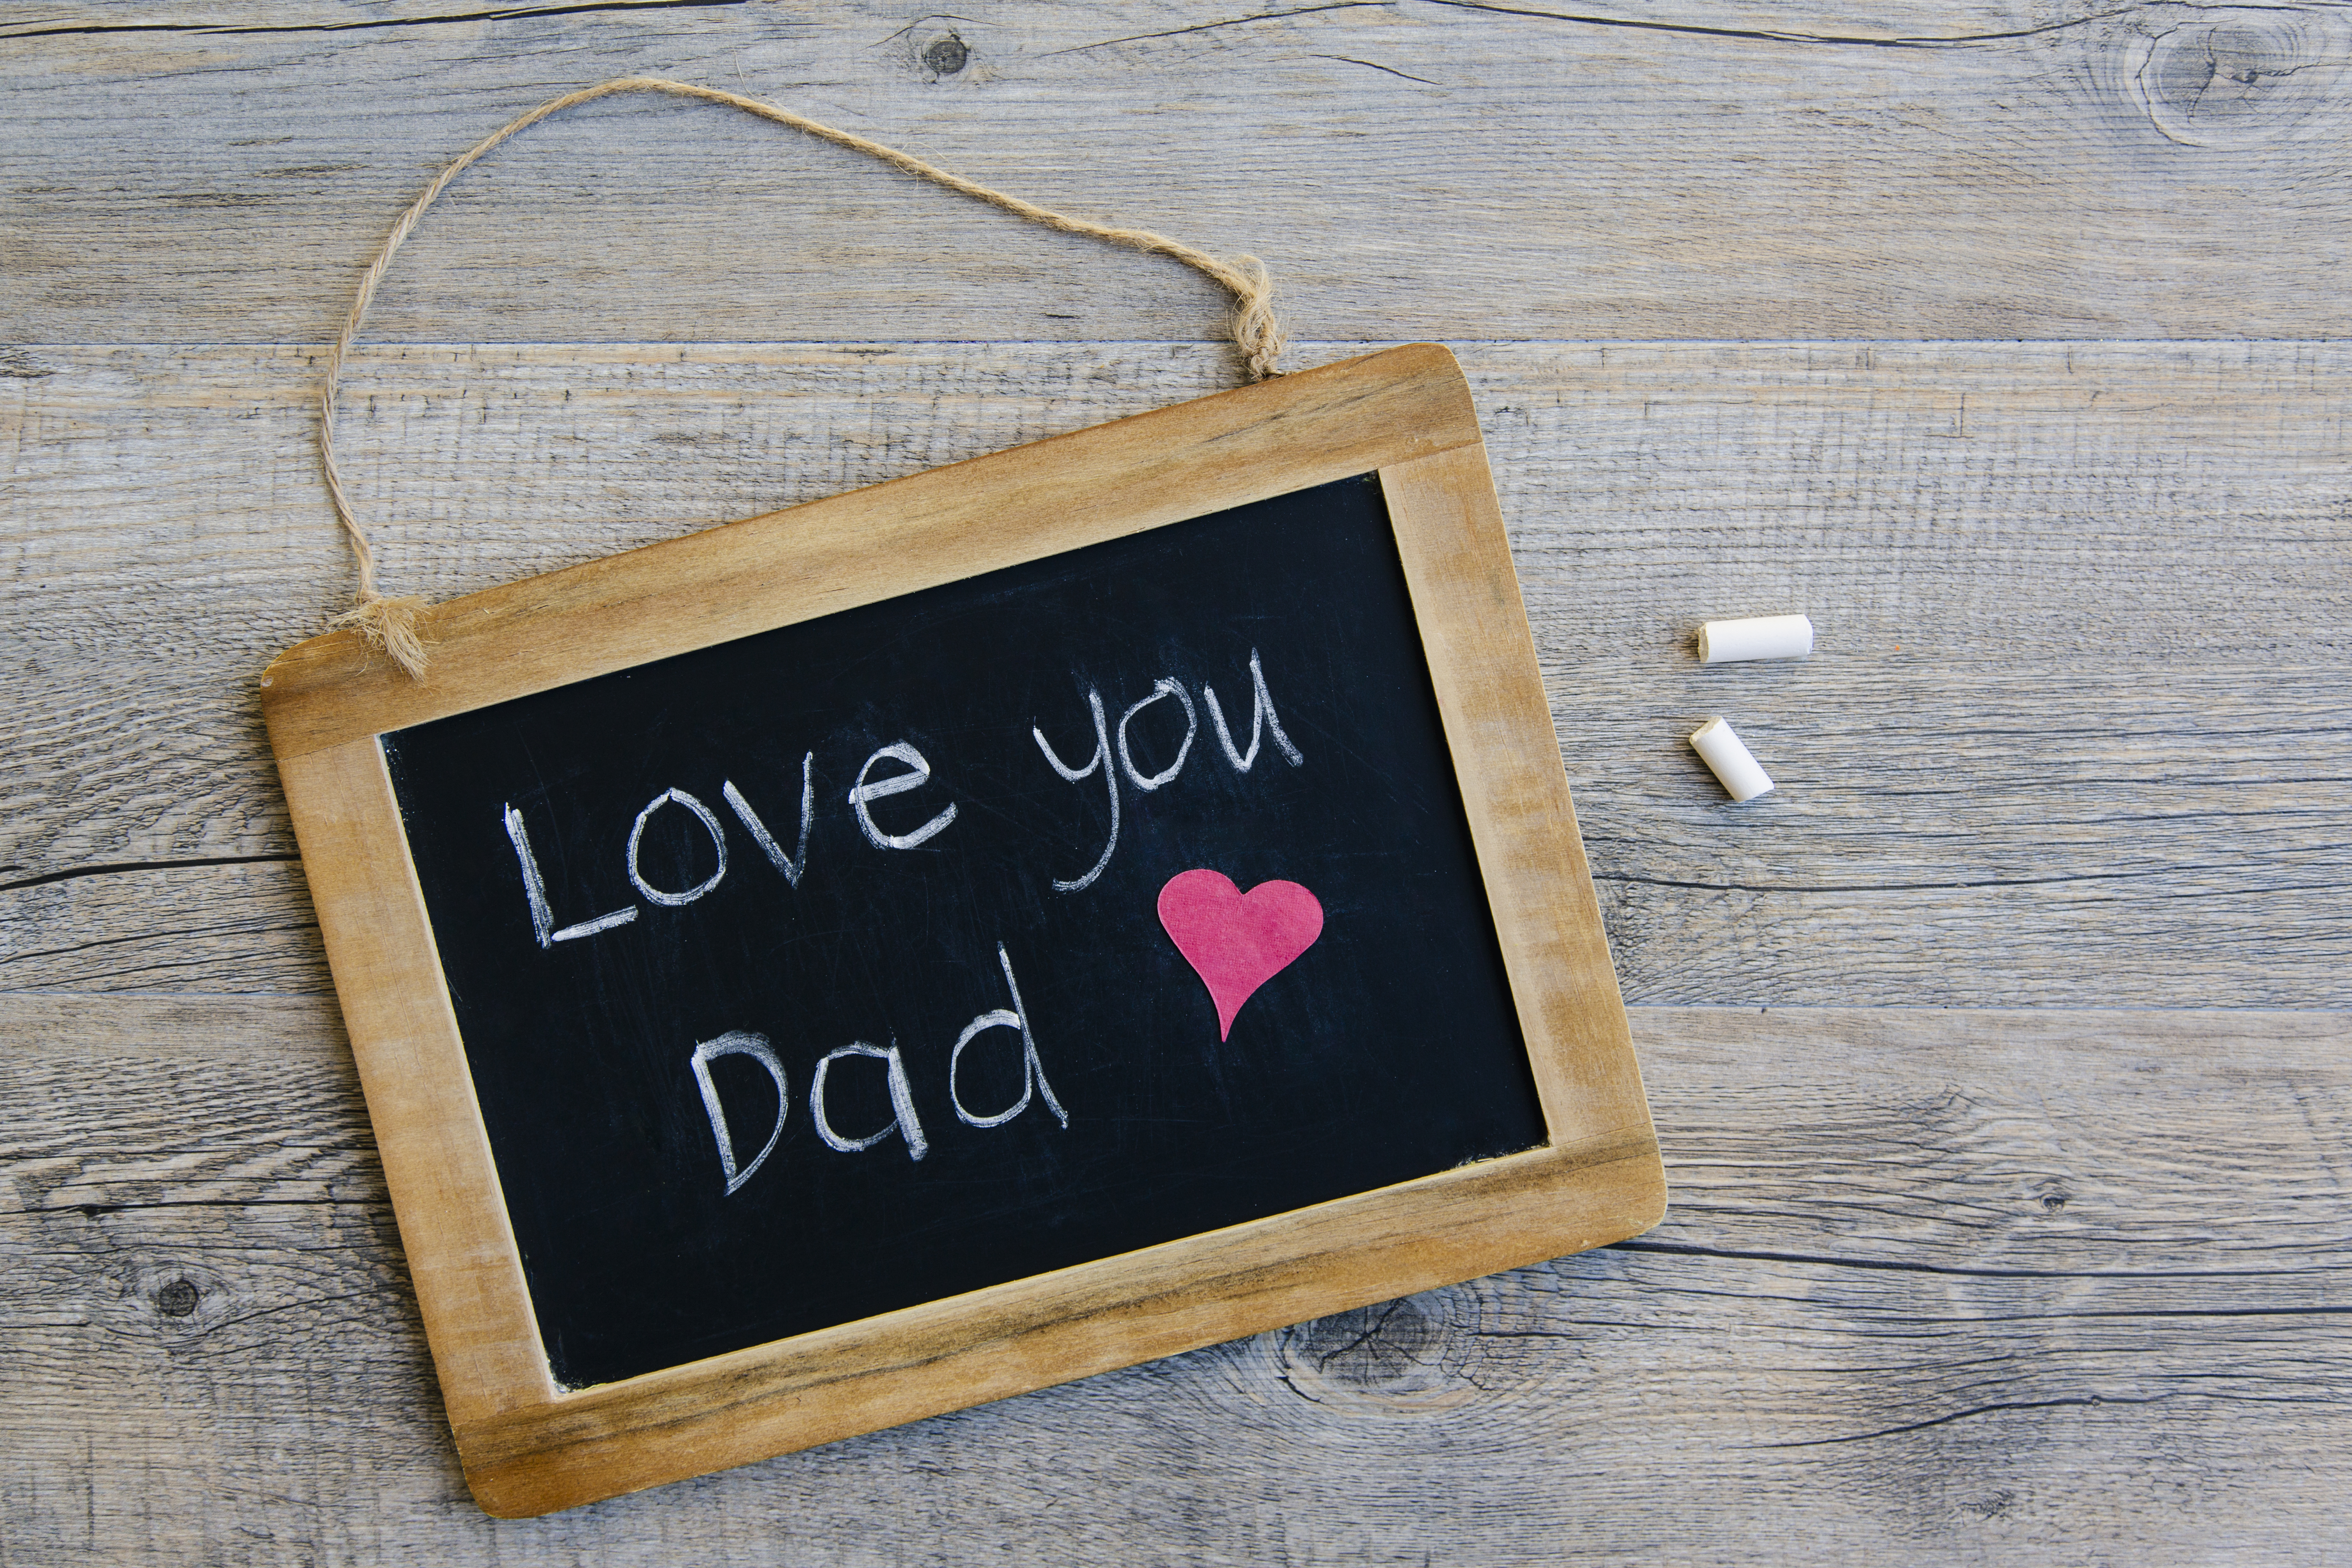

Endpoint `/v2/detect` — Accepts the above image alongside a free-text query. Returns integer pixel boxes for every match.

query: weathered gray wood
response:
[5,0,2349,1555]
[3,996,2344,1563]
[5,2,2351,344]
[6,341,2345,1006]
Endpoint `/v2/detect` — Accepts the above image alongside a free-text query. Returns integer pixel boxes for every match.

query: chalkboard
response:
[264,345,1663,1515]
[382,472,1545,1389]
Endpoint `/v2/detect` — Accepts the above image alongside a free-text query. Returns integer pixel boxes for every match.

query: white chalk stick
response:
[1689,717,1775,801]
[1699,614,1814,663]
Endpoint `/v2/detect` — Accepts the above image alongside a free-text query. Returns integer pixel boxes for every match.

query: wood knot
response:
[1289,1298,1440,1388]
[125,1262,227,1337]
[1260,1288,1484,1412]
[2130,9,2350,147]
[923,33,970,76]
[894,18,981,81]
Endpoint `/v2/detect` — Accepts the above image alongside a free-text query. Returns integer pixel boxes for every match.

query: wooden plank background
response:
[3,1,2347,1561]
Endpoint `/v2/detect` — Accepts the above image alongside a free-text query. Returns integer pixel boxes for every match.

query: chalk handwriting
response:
[690,1031,790,1195]
[723,753,814,887]
[849,742,959,851]
[504,804,639,947]
[950,944,1070,1129]
[1033,689,1120,893]
[1118,678,1198,791]
[628,788,729,907]
[510,646,1311,1197]
[688,939,1069,1191]
[1034,652,1302,894]
[1203,649,1305,772]
[811,1041,930,1161]
[505,649,1301,948]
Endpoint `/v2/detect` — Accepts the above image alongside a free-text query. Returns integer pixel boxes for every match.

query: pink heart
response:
[1157,869,1325,1041]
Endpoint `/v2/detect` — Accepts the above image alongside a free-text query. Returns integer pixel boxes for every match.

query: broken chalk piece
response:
[1689,717,1775,801]
[1699,613,1814,664]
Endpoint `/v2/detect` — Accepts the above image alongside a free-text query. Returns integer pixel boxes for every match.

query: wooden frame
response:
[262,343,1665,1518]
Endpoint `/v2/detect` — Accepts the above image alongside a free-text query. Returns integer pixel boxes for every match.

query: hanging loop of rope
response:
[320,75,1287,680]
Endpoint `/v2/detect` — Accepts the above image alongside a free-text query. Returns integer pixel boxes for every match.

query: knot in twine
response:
[319,75,1288,681]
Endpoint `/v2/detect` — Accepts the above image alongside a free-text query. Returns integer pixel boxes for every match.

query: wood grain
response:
[259,343,1479,752]
[5,2,2350,345]
[4,996,2342,1561]
[464,1134,1663,1516]
[273,737,554,1427]
[4,0,2347,1552]
[1381,442,1650,1140]
[8,341,2344,1007]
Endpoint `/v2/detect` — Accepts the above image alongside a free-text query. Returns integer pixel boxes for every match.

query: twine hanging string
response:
[320,75,1287,680]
